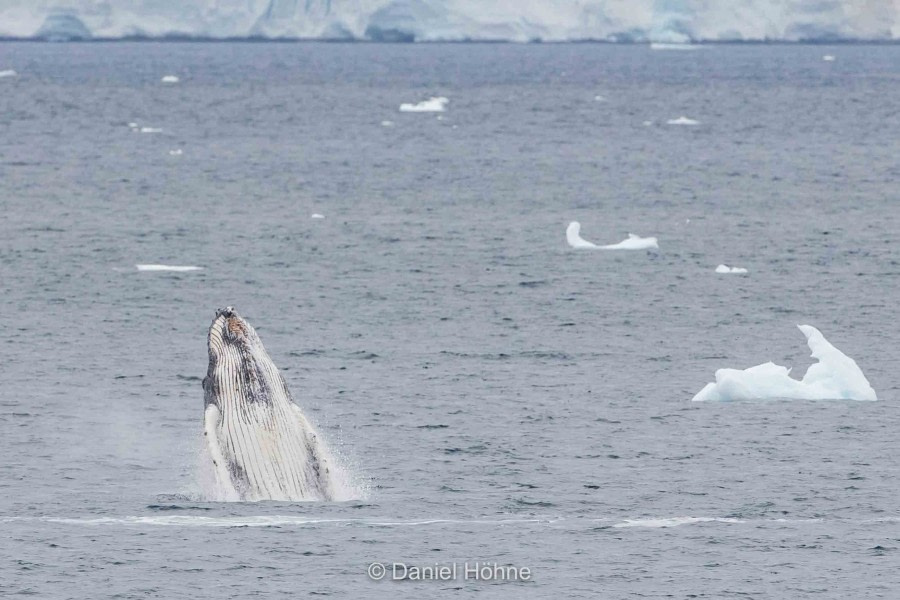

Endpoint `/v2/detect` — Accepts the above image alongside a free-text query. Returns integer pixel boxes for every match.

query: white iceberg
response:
[566,222,658,250]
[399,96,448,113]
[161,74,179,83]
[311,213,325,219]
[667,116,699,125]
[692,325,877,402]
[823,55,836,61]
[140,127,162,133]
[0,69,17,78]
[715,264,748,274]
[168,148,183,156]
[380,120,394,127]
[136,264,202,272]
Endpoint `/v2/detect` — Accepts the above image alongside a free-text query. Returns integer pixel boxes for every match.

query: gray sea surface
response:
[1,42,899,598]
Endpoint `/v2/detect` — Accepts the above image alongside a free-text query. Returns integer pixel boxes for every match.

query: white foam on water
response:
[311,213,325,219]
[613,516,743,528]
[161,74,179,83]
[168,149,183,156]
[567,222,658,250]
[692,325,877,402]
[0,69,17,78]
[823,55,836,61]
[715,264,748,274]
[135,264,202,272]
[140,127,162,133]
[399,96,448,113]
[667,116,699,125]
[17,515,549,528]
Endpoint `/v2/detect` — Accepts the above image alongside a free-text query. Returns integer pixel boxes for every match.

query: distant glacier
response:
[1,1,897,42]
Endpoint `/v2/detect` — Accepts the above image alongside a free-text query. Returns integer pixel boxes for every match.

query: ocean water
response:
[1,42,899,598]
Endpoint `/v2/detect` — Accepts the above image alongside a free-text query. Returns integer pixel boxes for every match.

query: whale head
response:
[208,306,262,353]
[203,307,285,408]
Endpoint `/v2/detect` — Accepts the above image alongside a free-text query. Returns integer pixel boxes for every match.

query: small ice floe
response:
[0,69,17,78]
[566,222,659,250]
[136,264,202,272]
[128,122,139,129]
[642,120,653,126]
[667,116,699,125]
[650,43,703,51]
[593,95,606,102]
[822,55,836,62]
[140,127,162,133]
[692,325,877,402]
[399,96,448,113]
[168,149,183,156]
[381,120,394,127]
[602,233,659,250]
[311,213,325,219]
[161,75,180,83]
[715,264,748,274]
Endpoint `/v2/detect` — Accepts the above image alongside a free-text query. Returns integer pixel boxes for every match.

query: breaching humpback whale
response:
[202,307,347,501]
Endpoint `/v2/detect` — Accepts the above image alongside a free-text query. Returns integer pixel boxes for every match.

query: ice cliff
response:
[1,1,896,42]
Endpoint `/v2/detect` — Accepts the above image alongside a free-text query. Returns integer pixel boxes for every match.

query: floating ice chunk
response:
[136,264,202,272]
[128,122,139,129]
[311,213,325,219]
[566,221,598,249]
[381,120,394,127]
[642,120,653,126]
[140,127,162,133]
[715,264,748,274]
[692,325,877,402]
[399,96,448,113]
[650,43,704,51]
[0,69,17,78]
[168,149,183,156]
[593,95,606,102]
[161,75,180,83]
[822,55,836,61]
[667,116,699,125]
[566,222,658,250]
[602,233,659,250]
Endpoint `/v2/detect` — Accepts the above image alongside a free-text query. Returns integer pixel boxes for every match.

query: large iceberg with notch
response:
[0,1,896,42]
[692,325,876,402]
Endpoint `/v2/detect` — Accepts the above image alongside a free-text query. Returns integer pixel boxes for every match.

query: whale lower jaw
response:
[205,399,336,502]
